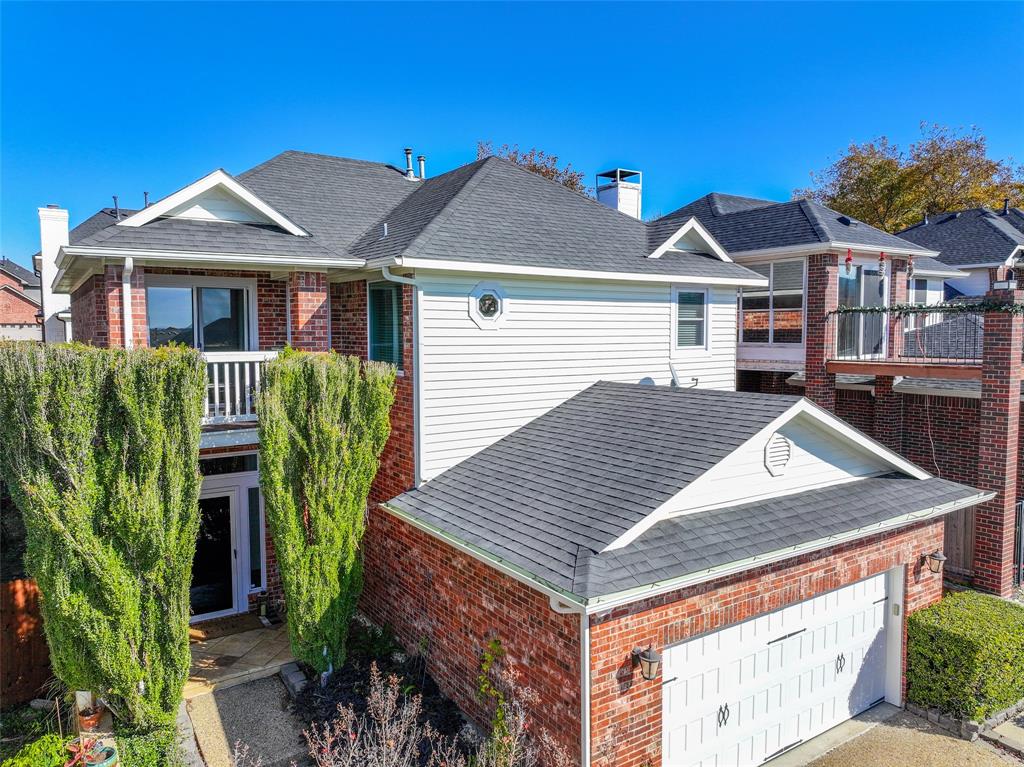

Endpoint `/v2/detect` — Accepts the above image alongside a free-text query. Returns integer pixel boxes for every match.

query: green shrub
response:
[115,725,182,767]
[258,349,395,673]
[0,343,206,729]
[907,590,1024,720]
[0,733,68,767]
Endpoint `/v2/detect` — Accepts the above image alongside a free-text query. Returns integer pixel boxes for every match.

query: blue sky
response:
[2,2,1022,267]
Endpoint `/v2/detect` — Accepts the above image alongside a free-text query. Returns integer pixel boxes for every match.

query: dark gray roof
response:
[898,208,1024,267]
[786,372,875,388]
[577,475,983,597]
[352,157,762,281]
[895,377,1024,401]
[390,382,797,594]
[650,193,935,255]
[0,258,38,286]
[389,381,981,599]
[912,255,966,276]
[74,216,340,259]
[901,314,983,361]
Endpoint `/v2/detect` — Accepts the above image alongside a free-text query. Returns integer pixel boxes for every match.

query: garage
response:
[662,571,902,766]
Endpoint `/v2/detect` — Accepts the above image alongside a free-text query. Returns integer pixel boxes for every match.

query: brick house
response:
[0,258,42,341]
[670,194,1024,598]
[32,149,996,764]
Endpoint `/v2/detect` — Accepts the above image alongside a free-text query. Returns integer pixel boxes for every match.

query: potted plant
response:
[65,736,118,767]
[77,704,103,733]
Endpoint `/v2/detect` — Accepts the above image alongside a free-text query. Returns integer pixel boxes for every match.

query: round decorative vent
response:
[764,433,792,477]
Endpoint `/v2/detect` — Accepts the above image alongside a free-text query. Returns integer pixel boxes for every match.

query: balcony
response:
[202,351,277,424]
[825,306,985,380]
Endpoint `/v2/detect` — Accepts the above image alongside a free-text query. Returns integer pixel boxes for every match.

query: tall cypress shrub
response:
[257,349,395,673]
[0,342,205,729]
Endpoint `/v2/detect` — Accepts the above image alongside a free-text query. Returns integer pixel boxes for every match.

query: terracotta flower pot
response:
[78,706,103,732]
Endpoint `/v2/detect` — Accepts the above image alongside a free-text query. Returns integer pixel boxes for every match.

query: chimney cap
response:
[596,168,642,184]
[46,203,60,209]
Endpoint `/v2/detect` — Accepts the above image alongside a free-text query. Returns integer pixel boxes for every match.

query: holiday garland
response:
[832,300,1024,317]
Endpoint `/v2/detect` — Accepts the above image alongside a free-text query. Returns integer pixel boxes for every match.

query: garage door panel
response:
[662,573,894,766]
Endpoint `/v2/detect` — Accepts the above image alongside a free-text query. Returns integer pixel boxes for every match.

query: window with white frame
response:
[739,260,805,345]
[368,282,403,368]
[674,288,707,350]
[146,277,256,351]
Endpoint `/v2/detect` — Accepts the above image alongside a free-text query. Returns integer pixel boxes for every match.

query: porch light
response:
[632,645,661,681]
[924,550,947,574]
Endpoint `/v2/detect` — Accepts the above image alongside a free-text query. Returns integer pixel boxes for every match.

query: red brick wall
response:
[288,271,329,351]
[804,253,839,411]
[589,520,945,767]
[0,286,39,325]
[69,265,147,347]
[360,511,582,761]
[331,281,368,359]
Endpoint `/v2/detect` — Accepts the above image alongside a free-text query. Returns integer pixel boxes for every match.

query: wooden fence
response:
[1,578,51,706]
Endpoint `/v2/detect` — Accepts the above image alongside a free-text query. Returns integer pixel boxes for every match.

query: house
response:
[682,194,1024,598]
[30,148,997,764]
[0,258,42,341]
[896,201,1024,297]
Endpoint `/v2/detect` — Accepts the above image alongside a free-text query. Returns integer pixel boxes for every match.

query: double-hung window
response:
[368,282,403,368]
[674,288,708,351]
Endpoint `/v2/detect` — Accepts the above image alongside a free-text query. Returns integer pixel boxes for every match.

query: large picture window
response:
[146,280,252,351]
[739,260,805,345]
[368,282,403,368]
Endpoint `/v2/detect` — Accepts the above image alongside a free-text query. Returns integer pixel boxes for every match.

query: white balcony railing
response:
[202,351,277,424]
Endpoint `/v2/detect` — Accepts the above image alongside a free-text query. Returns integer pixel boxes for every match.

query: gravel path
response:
[807,711,1021,767]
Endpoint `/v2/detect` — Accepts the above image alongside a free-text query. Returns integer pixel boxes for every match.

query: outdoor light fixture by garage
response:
[924,550,947,574]
[632,646,662,681]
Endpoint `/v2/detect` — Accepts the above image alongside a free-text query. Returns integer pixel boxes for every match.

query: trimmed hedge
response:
[907,590,1024,720]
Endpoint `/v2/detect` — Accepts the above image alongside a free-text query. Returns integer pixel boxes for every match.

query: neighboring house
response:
[897,202,1024,297]
[0,258,42,341]
[31,149,996,764]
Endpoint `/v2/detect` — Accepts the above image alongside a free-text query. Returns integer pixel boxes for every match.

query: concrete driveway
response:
[778,707,1021,767]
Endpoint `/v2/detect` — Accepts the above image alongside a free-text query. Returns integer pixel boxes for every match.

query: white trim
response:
[59,245,362,269]
[468,281,509,330]
[728,241,939,259]
[584,490,992,613]
[671,285,711,356]
[603,398,932,551]
[394,257,767,287]
[199,427,259,451]
[911,265,968,279]
[648,217,732,262]
[580,613,591,765]
[116,169,310,237]
[381,502,587,608]
[190,485,241,624]
[122,257,135,349]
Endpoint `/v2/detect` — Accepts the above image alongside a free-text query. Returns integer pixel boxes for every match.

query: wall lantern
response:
[924,550,947,574]
[632,646,661,681]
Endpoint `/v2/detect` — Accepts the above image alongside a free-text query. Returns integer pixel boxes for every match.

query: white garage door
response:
[662,572,894,766]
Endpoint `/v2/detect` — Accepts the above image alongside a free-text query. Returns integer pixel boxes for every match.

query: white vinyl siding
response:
[665,413,891,517]
[417,273,738,479]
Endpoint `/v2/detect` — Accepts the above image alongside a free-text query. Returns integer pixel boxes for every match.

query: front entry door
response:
[191,492,237,620]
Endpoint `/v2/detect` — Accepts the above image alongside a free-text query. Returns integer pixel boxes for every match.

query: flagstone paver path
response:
[184,624,294,699]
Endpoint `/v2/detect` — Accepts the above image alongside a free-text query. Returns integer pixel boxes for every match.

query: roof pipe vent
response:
[923,211,929,225]
[144,191,150,208]
[417,155,426,180]
[404,148,415,180]
[112,195,120,220]
[1005,198,1011,215]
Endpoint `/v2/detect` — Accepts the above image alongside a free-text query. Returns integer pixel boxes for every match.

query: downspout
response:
[122,257,134,349]
[381,265,423,487]
[549,595,590,765]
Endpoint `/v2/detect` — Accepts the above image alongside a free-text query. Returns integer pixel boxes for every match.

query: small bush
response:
[0,733,68,767]
[115,725,182,767]
[907,590,1024,720]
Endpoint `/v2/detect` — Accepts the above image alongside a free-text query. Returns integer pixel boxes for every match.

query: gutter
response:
[727,242,940,260]
[379,266,424,488]
[122,257,134,349]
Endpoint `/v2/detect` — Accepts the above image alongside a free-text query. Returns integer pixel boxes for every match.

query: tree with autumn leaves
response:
[797,123,1023,233]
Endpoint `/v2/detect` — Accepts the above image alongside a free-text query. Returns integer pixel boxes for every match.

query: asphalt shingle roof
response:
[650,193,938,255]
[388,381,984,599]
[0,258,38,286]
[898,208,1024,267]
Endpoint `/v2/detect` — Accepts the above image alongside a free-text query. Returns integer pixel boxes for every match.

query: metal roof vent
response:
[764,433,792,477]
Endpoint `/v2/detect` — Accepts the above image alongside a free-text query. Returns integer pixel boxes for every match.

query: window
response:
[368,282,403,368]
[837,266,885,358]
[739,260,805,344]
[247,486,264,591]
[199,453,258,476]
[146,281,251,351]
[675,289,707,349]
[910,278,928,304]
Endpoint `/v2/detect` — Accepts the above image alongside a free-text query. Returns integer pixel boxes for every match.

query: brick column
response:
[101,264,148,349]
[973,286,1024,596]
[887,258,908,359]
[873,376,903,452]
[805,253,839,411]
[287,271,329,351]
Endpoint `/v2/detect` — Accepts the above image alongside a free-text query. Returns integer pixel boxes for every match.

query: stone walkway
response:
[185,624,294,699]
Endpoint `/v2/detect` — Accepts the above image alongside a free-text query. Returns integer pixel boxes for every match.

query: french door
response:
[836,266,886,359]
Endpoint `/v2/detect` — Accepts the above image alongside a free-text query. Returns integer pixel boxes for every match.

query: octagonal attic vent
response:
[764,433,792,477]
